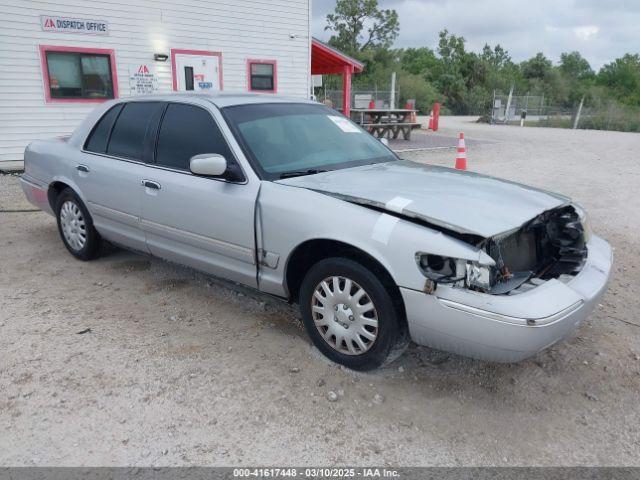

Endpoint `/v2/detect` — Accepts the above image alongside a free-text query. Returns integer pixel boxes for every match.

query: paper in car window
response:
[328,115,362,133]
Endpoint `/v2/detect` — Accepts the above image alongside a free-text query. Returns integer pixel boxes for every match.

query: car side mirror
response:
[190,154,227,177]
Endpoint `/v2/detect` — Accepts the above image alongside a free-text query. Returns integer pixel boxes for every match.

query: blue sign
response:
[198,82,213,89]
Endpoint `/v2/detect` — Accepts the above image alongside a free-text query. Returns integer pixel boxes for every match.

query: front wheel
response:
[55,188,101,261]
[299,257,405,371]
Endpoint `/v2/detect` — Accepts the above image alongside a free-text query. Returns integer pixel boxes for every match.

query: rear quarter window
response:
[107,102,163,160]
[84,104,123,153]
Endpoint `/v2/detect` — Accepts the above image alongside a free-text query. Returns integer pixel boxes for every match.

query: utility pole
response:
[504,85,514,123]
[491,90,496,124]
[573,96,585,129]
[390,71,396,109]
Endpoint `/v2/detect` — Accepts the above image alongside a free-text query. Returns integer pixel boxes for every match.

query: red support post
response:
[342,65,353,117]
[432,102,440,131]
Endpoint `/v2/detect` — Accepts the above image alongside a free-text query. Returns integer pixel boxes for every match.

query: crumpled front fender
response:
[256,181,488,297]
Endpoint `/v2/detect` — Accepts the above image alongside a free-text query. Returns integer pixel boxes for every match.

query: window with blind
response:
[248,61,276,93]
[43,49,115,100]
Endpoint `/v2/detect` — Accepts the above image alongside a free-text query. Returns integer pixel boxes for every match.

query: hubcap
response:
[60,200,87,251]
[311,276,379,356]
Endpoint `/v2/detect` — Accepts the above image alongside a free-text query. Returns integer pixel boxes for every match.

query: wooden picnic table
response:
[350,108,421,140]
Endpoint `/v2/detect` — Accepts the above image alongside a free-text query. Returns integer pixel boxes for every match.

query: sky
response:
[312,0,640,70]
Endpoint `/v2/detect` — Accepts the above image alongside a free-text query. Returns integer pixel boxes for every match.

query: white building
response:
[0,0,312,166]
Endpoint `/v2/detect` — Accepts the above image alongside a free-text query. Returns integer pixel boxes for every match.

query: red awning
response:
[311,38,364,75]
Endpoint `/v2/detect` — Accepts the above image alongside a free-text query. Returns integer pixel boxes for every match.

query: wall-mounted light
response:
[154,53,168,62]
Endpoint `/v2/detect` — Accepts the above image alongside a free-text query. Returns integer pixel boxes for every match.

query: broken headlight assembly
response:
[415,253,496,292]
[416,204,591,296]
[572,203,592,243]
[465,261,496,290]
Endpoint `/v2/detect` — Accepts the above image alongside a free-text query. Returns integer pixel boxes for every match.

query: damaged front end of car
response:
[415,204,590,296]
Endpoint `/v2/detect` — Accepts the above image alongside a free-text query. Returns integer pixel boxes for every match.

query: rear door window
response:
[107,102,163,160]
[155,103,234,171]
[84,104,123,153]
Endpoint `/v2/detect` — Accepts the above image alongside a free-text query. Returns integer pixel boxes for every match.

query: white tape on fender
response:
[385,196,413,213]
[372,214,399,245]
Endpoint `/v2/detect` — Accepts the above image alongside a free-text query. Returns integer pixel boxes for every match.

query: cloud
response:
[313,0,640,70]
[573,25,599,41]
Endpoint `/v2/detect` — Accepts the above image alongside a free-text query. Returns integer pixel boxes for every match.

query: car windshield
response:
[222,103,397,179]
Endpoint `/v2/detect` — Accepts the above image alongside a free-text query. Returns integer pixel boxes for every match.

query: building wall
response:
[0,0,311,162]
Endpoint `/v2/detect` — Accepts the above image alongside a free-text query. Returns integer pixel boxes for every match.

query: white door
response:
[174,54,220,92]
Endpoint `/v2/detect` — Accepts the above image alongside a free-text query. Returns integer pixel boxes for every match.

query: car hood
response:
[276,160,570,238]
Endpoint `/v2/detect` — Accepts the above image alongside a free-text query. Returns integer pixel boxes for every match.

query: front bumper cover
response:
[401,234,613,362]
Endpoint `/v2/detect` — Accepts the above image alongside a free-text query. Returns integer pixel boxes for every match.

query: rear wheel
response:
[299,257,404,370]
[55,188,101,260]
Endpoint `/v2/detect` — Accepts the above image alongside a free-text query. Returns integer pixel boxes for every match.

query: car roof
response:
[118,92,317,108]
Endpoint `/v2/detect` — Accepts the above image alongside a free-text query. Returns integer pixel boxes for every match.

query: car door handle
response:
[141,179,161,190]
[76,164,90,173]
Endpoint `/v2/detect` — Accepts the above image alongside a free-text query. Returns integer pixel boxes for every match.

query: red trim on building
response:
[311,38,363,116]
[246,59,277,93]
[311,38,363,75]
[39,44,119,104]
[170,48,224,91]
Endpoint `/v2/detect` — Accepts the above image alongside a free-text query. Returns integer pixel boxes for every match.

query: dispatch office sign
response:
[129,64,158,95]
[40,16,109,35]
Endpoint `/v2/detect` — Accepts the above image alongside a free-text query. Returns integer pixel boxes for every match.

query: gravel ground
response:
[1,118,639,466]
[388,129,491,151]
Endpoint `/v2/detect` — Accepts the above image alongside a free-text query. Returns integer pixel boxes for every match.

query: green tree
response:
[433,30,493,113]
[597,54,640,106]
[437,29,466,65]
[432,30,466,108]
[325,0,399,55]
[397,72,439,111]
[481,44,511,69]
[555,52,594,106]
[559,51,594,80]
[480,44,522,94]
[520,52,553,80]
[400,47,438,75]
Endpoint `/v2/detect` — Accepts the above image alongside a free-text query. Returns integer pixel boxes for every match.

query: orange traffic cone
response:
[455,132,467,170]
[427,110,434,130]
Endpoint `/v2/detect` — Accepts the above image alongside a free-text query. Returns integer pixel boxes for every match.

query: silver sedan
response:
[20,94,612,370]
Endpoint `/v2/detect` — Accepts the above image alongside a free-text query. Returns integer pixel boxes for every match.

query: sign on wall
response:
[129,64,158,95]
[40,16,109,35]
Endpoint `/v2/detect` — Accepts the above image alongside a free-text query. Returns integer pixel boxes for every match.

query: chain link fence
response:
[313,76,400,111]
[314,88,400,111]
[489,92,640,132]
[491,94,546,121]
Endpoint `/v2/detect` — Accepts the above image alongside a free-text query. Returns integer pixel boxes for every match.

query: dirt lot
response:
[1,118,639,466]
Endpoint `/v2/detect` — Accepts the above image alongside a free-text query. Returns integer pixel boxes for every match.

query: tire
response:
[299,257,405,371]
[55,187,101,261]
